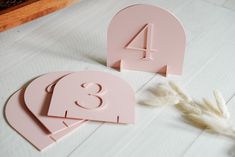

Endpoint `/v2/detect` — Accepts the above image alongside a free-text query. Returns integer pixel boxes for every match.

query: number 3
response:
[75,83,106,110]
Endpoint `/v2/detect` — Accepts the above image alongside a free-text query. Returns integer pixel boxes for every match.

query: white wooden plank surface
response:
[0,0,235,157]
[224,0,235,10]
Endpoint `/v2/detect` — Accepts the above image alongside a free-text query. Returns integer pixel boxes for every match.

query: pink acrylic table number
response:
[47,71,135,124]
[107,4,186,75]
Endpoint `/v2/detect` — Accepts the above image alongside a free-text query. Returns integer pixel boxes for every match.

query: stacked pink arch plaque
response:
[5,71,135,151]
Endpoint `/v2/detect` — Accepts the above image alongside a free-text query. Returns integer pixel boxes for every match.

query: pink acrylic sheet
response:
[107,4,186,75]
[24,72,85,134]
[5,88,84,151]
[47,71,135,123]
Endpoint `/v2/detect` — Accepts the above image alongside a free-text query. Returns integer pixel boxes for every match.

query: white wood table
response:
[1,0,235,156]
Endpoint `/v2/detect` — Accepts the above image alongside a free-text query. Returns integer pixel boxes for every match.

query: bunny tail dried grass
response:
[202,98,221,116]
[144,83,179,106]
[176,88,235,137]
[145,96,179,107]
[176,102,201,115]
[182,114,207,129]
[145,81,235,137]
[168,81,192,102]
[213,90,230,119]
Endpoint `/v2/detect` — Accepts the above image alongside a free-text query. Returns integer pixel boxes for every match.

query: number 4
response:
[126,23,157,60]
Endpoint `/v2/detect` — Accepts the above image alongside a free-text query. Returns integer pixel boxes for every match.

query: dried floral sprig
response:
[144,83,179,106]
[145,81,235,138]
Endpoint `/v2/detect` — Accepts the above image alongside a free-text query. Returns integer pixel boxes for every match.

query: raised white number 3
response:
[126,23,157,60]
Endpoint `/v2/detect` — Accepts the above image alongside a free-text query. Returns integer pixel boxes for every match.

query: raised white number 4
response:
[126,23,157,60]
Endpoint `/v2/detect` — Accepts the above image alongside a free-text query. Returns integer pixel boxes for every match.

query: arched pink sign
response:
[107,4,186,75]
[47,71,135,124]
